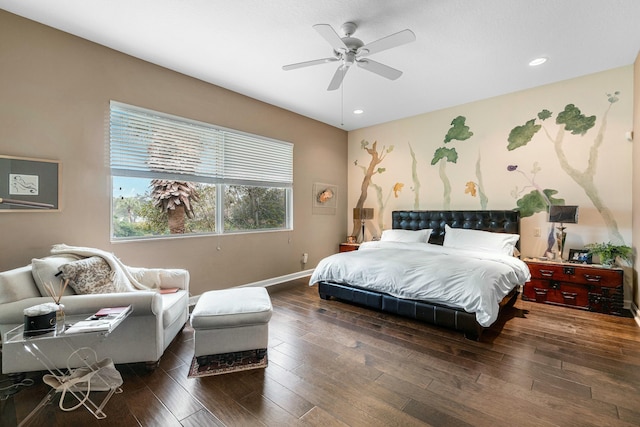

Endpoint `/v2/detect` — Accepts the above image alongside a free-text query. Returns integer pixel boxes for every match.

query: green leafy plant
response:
[585,242,632,266]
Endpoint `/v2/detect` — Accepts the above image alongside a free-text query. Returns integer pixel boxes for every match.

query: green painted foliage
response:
[607,91,620,103]
[431,147,458,165]
[556,104,595,136]
[538,109,552,120]
[444,116,473,143]
[516,189,565,217]
[507,119,541,151]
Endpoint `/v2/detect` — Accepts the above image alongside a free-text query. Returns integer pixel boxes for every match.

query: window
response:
[110,101,293,240]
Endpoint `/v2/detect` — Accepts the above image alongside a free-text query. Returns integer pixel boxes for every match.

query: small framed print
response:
[0,155,60,211]
[568,249,592,264]
[312,182,337,215]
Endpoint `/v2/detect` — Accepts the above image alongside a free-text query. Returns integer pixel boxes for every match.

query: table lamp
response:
[353,207,374,243]
[548,205,579,261]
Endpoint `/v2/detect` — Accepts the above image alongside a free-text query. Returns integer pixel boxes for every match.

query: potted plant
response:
[585,242,633,267]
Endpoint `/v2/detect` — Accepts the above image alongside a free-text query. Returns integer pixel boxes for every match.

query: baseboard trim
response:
[188,269,313,306]
[237,269,314,289]
[632,301,640,328]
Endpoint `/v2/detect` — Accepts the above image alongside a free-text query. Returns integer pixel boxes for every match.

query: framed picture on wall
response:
[0,155,60,211]
[312,182,337,215]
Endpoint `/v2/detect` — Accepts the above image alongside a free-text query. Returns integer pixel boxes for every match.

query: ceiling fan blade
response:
[282,57,338,71]
[358,29,416,57]
[356,59,403,80]
[327,65,350,91]
[313,24,348,52]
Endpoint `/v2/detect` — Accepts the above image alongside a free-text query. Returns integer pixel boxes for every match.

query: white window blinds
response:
[222,132,293,185]
[110,101,293,186]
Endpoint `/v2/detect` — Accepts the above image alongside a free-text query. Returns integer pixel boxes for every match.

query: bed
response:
[309,210,531,340]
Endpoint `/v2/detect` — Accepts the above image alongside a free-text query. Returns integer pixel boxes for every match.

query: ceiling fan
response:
[282,22,416,91]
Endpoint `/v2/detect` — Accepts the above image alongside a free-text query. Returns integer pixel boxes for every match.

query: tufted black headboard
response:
[392,210,521,248]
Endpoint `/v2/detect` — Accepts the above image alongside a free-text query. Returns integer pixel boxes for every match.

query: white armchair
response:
[0,253,190,374]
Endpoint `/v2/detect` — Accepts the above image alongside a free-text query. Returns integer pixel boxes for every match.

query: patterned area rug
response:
[187,349,268,378]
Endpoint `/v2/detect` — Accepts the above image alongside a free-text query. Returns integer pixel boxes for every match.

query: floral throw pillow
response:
[59,257,116,294]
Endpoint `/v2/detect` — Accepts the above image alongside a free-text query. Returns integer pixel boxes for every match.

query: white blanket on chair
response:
[50,244,154,292]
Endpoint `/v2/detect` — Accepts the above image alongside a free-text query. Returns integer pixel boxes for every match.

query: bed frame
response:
[317,210,521,340]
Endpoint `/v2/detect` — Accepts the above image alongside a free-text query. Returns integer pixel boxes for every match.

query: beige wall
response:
[0,11,347,296]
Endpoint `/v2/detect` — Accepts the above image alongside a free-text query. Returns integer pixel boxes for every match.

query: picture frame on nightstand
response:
[568,249,592,264]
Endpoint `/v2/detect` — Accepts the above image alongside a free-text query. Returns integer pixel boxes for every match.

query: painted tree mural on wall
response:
[347,70,631,259]
[352,140,394,239]
[431,116,474,209]
[507,162,565,254]
[507,92,624,244]
[368,180,404,233]
[507,162,565,217]
[408,142,421,209]
[465,153,488,209]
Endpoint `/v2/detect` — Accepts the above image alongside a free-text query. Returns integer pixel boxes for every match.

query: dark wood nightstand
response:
[522,258,624,316]
[339,243,360,253]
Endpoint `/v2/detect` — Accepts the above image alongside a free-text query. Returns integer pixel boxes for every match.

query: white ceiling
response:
[2,0,640,131]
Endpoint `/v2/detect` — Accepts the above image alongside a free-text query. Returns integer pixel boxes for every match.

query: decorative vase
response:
[55,303,65,334]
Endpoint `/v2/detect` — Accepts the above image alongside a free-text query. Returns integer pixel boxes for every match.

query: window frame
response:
[109,101,293,241]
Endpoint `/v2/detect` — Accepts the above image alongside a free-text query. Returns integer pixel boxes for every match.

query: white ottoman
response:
[190,287,272,363]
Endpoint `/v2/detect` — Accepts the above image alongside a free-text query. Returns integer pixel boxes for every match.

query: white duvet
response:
[309,241,531,327]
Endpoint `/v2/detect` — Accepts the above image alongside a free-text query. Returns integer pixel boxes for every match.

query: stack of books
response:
[64,306,132,335]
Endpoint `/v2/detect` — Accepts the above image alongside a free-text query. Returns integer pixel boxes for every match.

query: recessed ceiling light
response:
[528,57,547,67]
[353,109,364,115]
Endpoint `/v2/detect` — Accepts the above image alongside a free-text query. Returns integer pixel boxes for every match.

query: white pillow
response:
[31,255,80,297]
[443,225,519,256]
[380,229,432,243]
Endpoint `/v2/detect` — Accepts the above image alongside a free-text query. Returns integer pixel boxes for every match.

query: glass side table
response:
[4,307,131,426]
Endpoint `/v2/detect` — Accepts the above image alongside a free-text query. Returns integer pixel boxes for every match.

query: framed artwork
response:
[568,249,592,264]
[312,182,337,215]
[0,155,60,211]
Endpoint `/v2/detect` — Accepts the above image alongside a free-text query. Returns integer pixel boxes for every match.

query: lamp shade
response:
[548,205,579,224]
[353,207,374,220]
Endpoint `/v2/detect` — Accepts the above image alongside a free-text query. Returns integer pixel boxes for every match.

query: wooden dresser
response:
[522,259,624,316]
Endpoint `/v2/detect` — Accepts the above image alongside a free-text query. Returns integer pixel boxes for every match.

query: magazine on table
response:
[64,305,132,335]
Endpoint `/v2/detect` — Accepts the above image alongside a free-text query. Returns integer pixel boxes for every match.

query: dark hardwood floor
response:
[2,278,640,426]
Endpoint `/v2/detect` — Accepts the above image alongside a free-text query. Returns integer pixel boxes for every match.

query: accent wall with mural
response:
[347,66,632,266]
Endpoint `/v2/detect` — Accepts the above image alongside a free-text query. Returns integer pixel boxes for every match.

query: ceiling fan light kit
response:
[283,22,416,91]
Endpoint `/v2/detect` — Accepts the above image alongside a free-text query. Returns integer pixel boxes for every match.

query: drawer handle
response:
[584,274,602,282]
[539,269,554,277]
[533,287,548,302]
[561,291,577,301]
